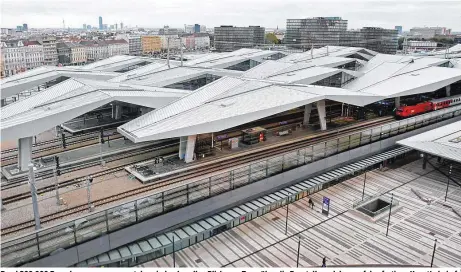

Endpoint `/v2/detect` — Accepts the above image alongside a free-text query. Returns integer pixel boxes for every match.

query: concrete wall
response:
[25,115,461,267]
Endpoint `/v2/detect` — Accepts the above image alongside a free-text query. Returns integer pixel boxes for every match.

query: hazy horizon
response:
[2,0,461,31]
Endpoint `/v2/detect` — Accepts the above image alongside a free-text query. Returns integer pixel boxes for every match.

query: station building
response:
[1,46,461,171]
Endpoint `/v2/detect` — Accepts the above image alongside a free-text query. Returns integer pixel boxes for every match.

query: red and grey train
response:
[395,94,461,118]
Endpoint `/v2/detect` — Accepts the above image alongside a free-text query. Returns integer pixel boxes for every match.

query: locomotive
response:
[395,94,461,118]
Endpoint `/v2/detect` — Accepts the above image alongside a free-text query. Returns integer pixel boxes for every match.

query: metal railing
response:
[1,104,461,267]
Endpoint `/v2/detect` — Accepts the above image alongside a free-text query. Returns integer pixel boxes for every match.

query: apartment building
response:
[141,36,161,54]
[116,34,142,56]
[81,40,109,61]
[37,36,58,66]
[180,33,210,50]
[81,39,128,62]
[1,39,45,77]
[106,40,129,56]
[57,42,87,66]
[160,35,181,50]
[23,41,45,70]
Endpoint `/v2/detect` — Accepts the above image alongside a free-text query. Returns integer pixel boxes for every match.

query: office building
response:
[285,17,398,54]
[99,16,103,30]
[16,26,23,31]
[200,25,206,33]
[194,24,200,33]
[285,17,348,49]
[214,25,265,52]
[120,22,124,29]
[83,24,87,30]
[406,41,438,51]
[141,36,161,54]
[360,27,398,54]
[159,26,180,35]
[395,26,403,35]
[410,27,451,38]
[22,23,28,31]
[87,25,92,30]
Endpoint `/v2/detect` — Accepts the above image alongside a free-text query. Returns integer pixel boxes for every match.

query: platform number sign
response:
[322,196,330,216]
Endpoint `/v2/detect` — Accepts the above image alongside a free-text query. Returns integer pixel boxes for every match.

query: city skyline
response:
[2,0,461,31]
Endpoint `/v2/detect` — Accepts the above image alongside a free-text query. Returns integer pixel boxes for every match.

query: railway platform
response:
[1,138,170,181]
[61,115,136,134]
[126,116,391,184]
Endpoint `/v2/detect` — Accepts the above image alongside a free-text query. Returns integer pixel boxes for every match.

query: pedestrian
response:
[321,257,326,267]
[308,198,314,209]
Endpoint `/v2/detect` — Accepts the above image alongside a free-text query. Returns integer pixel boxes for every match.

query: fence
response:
[2,104,461,267]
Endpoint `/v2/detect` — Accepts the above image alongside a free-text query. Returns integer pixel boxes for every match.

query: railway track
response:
[1,113,308,189]
[0,117,393,237]
[1,131,123,166]
[1,139,179,195]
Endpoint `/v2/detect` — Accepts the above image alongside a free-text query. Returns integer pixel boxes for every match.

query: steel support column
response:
[18,136,33,171]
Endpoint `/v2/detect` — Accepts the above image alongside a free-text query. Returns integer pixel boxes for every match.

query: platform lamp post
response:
[285,196,290,235]
[386,193,394,237]
[28,163,41,230]
[54,156,60,205]
[362,171,367,201]
[99,128,105,167]
[172,235,175,267]
[296,235,302,267]
[445,164,452,202]
[430,238,437,267]
[87,176,93,212]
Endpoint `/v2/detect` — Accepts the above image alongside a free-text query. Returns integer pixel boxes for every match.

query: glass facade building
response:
[285,17,348,49]
[99,16,103,30]
[285,17,398,54]
[214,26,265,52]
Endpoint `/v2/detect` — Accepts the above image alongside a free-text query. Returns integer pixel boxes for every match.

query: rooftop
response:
[118,76,380,142]
[397,121,461,163]
[2,46,460,143]
[1,78,187,141]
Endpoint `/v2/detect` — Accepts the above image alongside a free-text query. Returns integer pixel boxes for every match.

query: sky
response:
[1,0,461,31]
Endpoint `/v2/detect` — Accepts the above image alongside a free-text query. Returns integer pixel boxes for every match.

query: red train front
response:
[395,102,432,118]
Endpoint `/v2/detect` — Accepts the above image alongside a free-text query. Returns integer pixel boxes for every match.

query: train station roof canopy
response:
[397,121,461,163]
[183,48,287,68]
[346,60,461,98]
[78,55,156,72]
[1,78,187,141]
[0,66,119,99]
[118,76,381,142]
[113,65,243,87]
[278,46,378,63]
[3,46,461,143]
[241,60,362,84]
